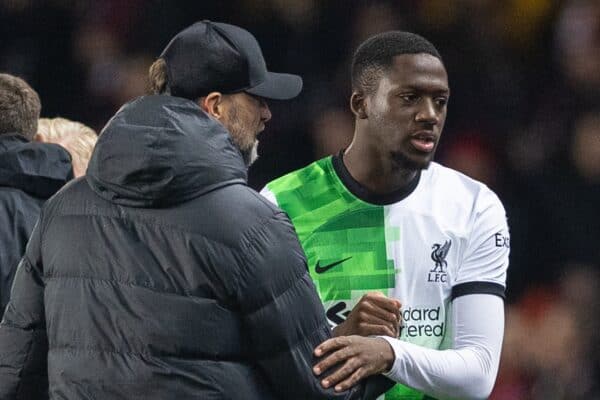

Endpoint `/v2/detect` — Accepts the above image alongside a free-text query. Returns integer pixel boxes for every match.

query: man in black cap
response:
[149,20,303,166]
[0,21,391,399]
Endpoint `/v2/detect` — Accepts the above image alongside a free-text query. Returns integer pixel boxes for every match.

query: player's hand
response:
[332,292,401,337]
[313,336,395,392]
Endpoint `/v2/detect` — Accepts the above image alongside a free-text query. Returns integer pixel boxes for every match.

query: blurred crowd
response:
[1,0,598,398]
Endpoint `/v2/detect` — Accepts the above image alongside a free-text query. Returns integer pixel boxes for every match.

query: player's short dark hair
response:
[0,73,41,140]
[351,31,442,94]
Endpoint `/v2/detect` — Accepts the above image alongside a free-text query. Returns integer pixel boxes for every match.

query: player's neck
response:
[343,145,418,194]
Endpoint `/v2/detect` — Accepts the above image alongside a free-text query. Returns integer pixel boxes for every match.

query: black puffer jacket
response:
[0,134,72,317]
[0,96,390,399]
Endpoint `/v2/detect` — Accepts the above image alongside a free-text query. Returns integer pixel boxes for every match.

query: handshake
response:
[313,292,402,392]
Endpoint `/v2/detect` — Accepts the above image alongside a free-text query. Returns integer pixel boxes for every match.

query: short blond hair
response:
[36,117,98,177]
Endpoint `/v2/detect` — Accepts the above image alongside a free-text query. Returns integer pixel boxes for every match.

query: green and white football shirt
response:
[261,154,509,400]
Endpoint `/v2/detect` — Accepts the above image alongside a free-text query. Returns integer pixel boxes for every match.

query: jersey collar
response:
[332,150,421,206]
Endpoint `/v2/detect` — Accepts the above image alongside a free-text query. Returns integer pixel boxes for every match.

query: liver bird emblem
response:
[430,240,452,272]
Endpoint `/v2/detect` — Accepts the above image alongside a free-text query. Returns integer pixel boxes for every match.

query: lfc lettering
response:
[428,271,447,282]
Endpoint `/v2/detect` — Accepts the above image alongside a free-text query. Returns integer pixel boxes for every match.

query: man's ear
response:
[33,133,45,142]
[198,92,224,119]
[350,91,368,119]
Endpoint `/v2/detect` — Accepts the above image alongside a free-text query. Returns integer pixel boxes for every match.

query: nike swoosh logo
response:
[315,256,352,274]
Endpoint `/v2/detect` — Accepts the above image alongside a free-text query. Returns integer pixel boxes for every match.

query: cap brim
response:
[245,72,303,100]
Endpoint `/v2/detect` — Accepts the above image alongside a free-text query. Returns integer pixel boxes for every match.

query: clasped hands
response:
[313,292,401,392]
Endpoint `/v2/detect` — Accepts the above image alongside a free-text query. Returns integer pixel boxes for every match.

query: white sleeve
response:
[379,294,504,400]
[259,186,279,206]
[452,189,509,299]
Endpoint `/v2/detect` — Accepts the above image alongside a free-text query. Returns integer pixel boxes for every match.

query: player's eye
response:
[400,94,419,104]
[435,97,448,107]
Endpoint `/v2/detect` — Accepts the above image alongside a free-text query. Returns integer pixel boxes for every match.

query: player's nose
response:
[415,98,440,125]
[260,100,272,123]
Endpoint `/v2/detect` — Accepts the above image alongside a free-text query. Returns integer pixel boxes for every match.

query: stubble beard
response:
[390,148,434,172]
[243,140,259,167]
[225,108,259,167]
[233,133,259,167]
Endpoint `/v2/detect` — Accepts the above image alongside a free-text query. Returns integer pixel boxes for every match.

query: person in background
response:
[36,117,98,178]
[0,22,391,399]
[0,73,72,319]
[262,31,509,400]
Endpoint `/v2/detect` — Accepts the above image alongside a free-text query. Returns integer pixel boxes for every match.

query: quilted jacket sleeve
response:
[235,211,392,400]
[0,219,48,400]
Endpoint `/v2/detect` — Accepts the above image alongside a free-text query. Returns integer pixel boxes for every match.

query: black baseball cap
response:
[160,20,303,100]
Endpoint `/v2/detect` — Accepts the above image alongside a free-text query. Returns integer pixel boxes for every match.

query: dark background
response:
[1,0,598,398]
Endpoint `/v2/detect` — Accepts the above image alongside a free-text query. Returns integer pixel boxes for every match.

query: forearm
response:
[380,294,504,400]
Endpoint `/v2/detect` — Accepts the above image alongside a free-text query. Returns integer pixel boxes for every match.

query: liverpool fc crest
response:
[428,240,451,283]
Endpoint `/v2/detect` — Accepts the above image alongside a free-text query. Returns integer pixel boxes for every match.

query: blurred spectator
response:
[440,131,499,188]
[311,107,354,158]
[0,73,72,317]
[507,0,600,178]
[492,265,600,399]
[114,54,154,106]
[36,117,98,177]
[570,110,600,184]
[555,0,600,98]
[511,109,600,292]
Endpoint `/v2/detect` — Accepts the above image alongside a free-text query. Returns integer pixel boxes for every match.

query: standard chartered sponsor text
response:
[399,306,445,338]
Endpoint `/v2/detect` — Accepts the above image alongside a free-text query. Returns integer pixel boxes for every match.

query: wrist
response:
[332,323,345,337]
[375,337,395,373]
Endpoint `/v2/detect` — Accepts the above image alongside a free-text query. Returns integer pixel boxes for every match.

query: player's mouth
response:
[409,131,436,153]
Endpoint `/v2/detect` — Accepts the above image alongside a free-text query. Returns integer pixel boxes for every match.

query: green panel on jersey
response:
[267,157,436,400]
[385,384,434,400]
[304,209,395,300]
[267,158,394,295]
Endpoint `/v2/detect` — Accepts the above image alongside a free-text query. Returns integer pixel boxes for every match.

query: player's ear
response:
[350,91,368,119]
[198,92,225,119]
